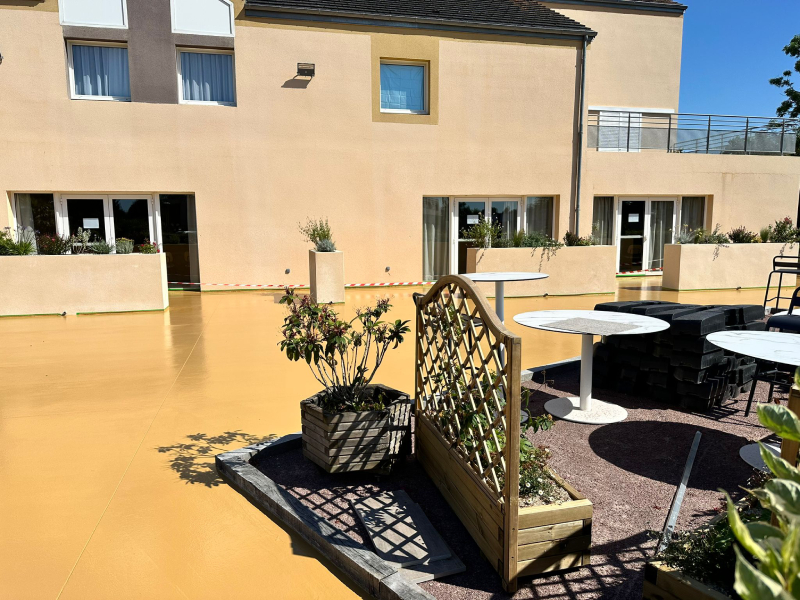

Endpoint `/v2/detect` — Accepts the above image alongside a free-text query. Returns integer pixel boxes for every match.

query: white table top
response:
[707,331,800,366]
[464,272,549,283]
[513,309,670,336]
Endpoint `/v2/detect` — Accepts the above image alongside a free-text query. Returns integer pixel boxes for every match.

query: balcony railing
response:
[587,111,800,155]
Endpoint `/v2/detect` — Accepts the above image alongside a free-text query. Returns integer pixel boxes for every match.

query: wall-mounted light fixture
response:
[297,63,315,78]
[0,53,4,65]
[385,266,391,272]
[285,268,291,275]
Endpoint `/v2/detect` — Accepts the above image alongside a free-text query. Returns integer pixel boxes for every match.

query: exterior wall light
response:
[0,53,4,65]
[385,266,390,272]
[285,268,291,274]
[297,63,315,78]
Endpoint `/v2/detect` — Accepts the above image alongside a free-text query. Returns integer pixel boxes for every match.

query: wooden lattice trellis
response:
[413,275,522,590]
[414,276,593,592]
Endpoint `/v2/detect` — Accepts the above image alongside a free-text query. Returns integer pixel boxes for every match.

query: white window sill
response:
[380,108,428,115]
[71,95,131,102]
[179,99,236,107]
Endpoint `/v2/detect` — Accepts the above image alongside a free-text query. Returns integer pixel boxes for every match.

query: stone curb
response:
[215,433,435,600]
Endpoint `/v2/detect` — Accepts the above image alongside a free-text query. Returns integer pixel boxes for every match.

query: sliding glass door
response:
[616,197,677,272]
[56,194,155,250]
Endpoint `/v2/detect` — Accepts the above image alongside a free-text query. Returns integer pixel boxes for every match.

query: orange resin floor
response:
[0,278,767,599]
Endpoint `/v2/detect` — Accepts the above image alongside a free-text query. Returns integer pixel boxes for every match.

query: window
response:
[68,42,131,101]
[178,50,236,105]
[59,0,127,28]
[422,197,449,282]
[592,196,614,245]
[491,200,518,238]
[380,61,427,114]
[525,197,554,237]
[680,196,705,233]
[171,0,234,37]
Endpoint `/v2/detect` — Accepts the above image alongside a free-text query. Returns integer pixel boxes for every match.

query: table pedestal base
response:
[739,440,781,472]
[544,396,628,425]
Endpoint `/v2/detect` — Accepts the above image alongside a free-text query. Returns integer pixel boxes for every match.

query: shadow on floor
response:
[587,420,751,491]
[156,431,276,487]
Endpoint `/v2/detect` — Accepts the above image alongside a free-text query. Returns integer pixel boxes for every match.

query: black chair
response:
[745,287,800,416]
[764,255,800,314]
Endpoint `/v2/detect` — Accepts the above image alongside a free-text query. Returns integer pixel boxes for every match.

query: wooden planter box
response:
[466,246,616,297]
[662,242,798,291]
[416,415,592,586]
[643,561,732,600]
[300,384,411,475]
[309,249,345,304]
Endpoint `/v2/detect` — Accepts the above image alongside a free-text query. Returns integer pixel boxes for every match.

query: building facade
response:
[1,0,799,288]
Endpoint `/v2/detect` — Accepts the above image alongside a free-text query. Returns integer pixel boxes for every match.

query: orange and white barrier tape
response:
[168,281,435,289]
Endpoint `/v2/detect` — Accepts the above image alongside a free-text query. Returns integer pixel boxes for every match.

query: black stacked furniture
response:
[593,301,765,411]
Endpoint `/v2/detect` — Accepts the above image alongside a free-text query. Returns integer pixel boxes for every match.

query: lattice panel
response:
[414,277,517,501]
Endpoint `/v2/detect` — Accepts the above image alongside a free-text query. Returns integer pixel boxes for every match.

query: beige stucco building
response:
[1,0,799,288]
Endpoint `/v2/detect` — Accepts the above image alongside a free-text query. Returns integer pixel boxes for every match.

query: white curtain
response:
[72,45,130,98]
[380,64,425,111]
[526,197,554,236]
[423,197,449,281]
[181,52,235,103]
[491,201,518,238]
[592,196,614,245]
[680,196,705,232]
[648,201,674,270]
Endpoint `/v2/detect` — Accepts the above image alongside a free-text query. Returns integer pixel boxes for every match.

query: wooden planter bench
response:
[413,275,593,592]
[643,561,732,600]
[300,385,411,475]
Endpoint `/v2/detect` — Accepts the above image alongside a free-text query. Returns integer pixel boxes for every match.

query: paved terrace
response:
[0,278,769,599]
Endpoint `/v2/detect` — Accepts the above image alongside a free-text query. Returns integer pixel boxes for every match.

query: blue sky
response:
[679,0,800,116]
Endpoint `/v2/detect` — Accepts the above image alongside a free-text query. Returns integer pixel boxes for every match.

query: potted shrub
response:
[278,289,411,474]
[301,217,344,304]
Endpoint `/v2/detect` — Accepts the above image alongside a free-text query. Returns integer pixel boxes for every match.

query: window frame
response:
[58,0,128,29]
[524,196,556,239]
[67,40,132,102]
[176,47,237,107]
[379,59,429,115]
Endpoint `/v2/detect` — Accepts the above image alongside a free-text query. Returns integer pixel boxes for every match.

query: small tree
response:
[770,34,800,153]
[278,289,410,412]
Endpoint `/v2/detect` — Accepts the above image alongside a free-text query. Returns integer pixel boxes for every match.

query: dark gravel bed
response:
[253,362,780,599]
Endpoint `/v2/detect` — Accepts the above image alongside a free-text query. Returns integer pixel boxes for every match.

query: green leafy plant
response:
[563,231,594,246]
[278,289,410,412]
[761,227,772,243]
[768,217,798,244]
[0,227,35,255]
[464,217,502,249]
[676,225,696,244]
[299,217,337,252]
[137,239,158,254]
[115,238,134,254]
[70,228,92,254]
[91,238,115,254]
[694,224,731,245]
[728,226,760,244]
[35,233,71,255]
[723,396,800,599]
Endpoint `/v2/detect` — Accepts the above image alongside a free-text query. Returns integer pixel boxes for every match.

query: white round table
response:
[464,272,548,324]
[514,310,669,424]
[707,330,800,470]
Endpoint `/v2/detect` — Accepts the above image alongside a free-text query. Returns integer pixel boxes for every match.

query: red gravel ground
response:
[254,362,780,599]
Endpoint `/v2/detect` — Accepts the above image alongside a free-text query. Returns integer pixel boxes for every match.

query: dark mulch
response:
[253,362,781,600]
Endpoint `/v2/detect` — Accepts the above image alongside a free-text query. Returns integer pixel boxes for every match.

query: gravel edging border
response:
[215,433,435,600]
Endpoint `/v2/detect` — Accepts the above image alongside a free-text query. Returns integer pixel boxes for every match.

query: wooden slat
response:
[417,416,504,532]
[643,580,682,600]
[549,469,586,501]
[302,437,396,464]
[301,417,388,442]
[518,499,593,530]
[516,552,588,577]
[302,410,389,433]
[517,535,591,562]
[417,442,504,570]
[647,562,732,600]
[503,335,522,593]
[516,520,587,546]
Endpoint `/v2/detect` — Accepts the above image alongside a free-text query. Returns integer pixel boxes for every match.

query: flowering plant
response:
[278,289,410,412]
[137,239,158,254]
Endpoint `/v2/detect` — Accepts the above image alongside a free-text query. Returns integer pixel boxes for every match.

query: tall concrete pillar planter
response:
[309,249,345,304]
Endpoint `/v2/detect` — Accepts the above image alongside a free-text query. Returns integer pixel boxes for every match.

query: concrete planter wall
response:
[466,246,617,297]
[309,250,344,304]
[662,243,798,291]
[0,253,169,317]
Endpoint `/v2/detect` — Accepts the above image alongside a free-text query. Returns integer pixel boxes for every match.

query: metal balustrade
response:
[587,111,800,155]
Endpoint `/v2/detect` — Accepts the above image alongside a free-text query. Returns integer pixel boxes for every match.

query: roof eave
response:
[543,0,687,14]
[244,3,598,40]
